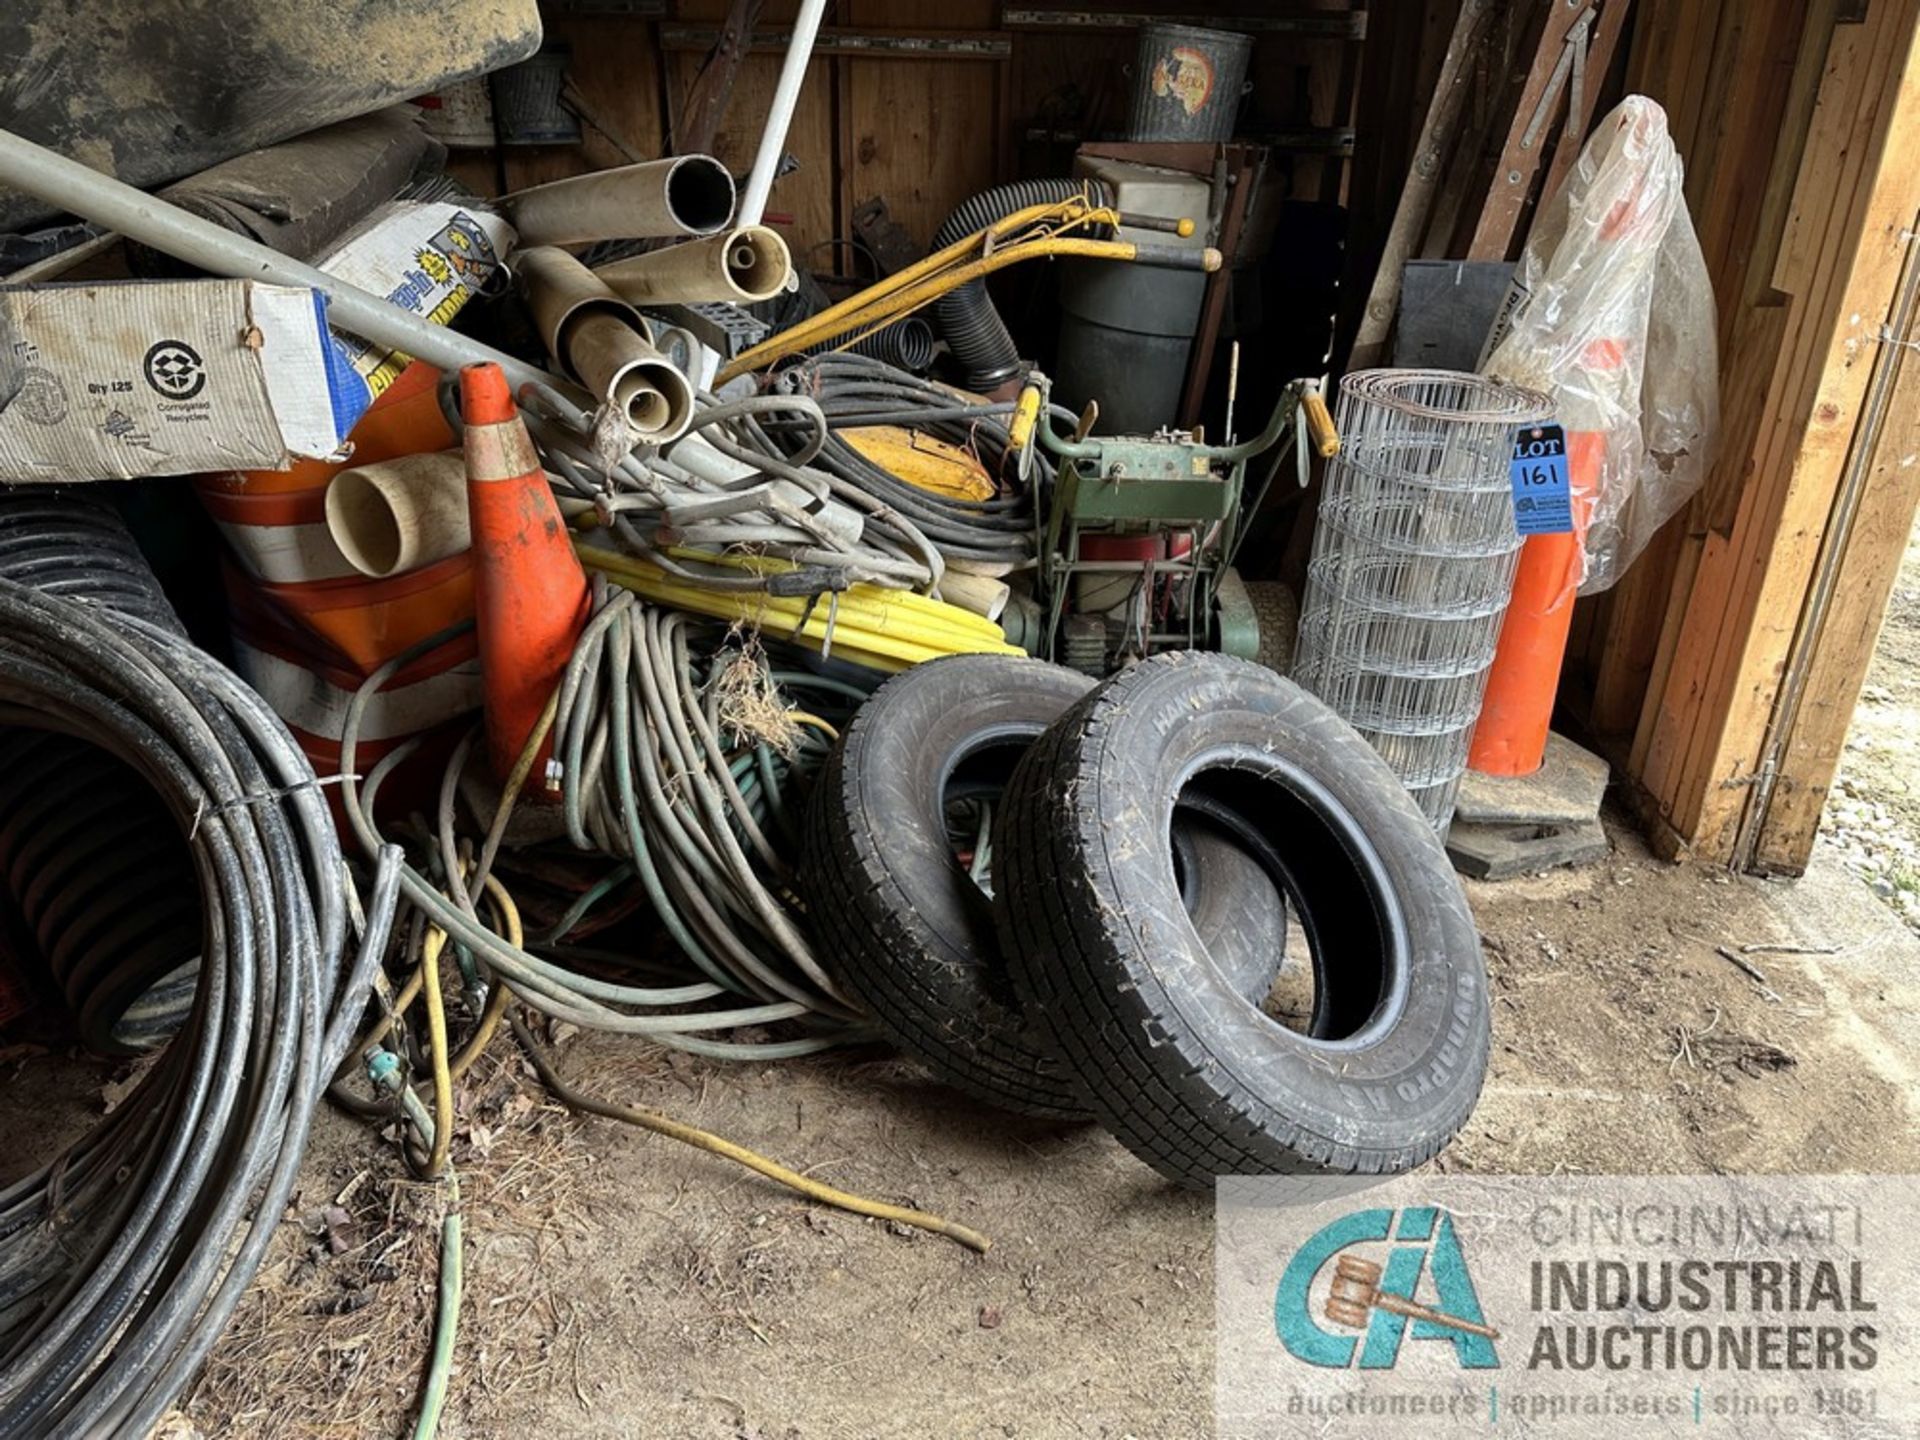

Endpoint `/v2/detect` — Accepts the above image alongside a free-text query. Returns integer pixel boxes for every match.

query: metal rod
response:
[0,125,587,422]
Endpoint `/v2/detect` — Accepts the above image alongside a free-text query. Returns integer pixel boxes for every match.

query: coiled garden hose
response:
[0,577,396,1440]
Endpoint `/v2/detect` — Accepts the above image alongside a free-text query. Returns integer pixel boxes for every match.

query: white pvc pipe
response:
[698,0,826,393]
[0,125,582,418]
[738,0,827,229]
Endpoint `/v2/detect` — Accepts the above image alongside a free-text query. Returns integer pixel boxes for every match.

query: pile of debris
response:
[0,23,1493,1439]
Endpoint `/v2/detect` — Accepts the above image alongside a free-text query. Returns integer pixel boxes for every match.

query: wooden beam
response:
[674,0,763,156]
[1346,0,1494,370]
[1626,0,1920,862]
[1746,219,1920,872]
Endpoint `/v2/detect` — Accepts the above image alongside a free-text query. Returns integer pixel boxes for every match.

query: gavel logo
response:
[1324,1255,1502,1340]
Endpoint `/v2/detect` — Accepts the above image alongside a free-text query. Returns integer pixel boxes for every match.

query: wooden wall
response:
[1567,0,1920,873]
[443,1,1363,273]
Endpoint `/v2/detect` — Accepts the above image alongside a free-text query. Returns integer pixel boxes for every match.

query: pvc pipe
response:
[0,126,580,419]
[325,451,471,578]
[501,156,735,246]
[690,0,823,393]
[935,571,1010,623]
[595,225,791,305]
[516,245,652,354]
[515,246,693,443]
[739,0,826,228]
[565,312,694,443]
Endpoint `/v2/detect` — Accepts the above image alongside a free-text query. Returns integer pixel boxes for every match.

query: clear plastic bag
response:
[1480,96,1718,594]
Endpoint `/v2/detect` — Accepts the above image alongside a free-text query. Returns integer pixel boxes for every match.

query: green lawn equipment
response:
[1005,370,1337,675]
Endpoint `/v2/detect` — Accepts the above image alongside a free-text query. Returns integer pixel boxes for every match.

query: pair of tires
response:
[802,651,1489,1187]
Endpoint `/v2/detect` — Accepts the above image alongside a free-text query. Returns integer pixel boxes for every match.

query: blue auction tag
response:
[1509,422,1574,536]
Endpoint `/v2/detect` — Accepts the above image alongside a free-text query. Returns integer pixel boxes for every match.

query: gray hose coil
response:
[0,564,397,1438]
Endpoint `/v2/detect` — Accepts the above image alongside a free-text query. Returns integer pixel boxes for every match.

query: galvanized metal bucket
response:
[1126,23,1253,143]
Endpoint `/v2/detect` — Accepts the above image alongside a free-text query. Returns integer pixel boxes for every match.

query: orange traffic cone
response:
[460,362,590,794]
[1466,430,1603,777]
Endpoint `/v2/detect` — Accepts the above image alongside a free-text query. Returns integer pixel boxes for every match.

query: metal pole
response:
[0,125,585,419]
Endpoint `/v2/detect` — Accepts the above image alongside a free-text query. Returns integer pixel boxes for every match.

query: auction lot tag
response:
[1217,1174,1918,1439]
[1511,423,1574,535]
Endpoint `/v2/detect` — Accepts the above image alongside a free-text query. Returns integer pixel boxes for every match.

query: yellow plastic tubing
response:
[575,543,1023,672]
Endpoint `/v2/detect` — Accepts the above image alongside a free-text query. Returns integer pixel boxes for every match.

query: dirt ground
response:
[8,529,1920,1436]
[136,826,1917,1439]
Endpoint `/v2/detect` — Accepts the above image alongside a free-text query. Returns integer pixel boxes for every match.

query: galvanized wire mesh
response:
[1294,369,1554,831]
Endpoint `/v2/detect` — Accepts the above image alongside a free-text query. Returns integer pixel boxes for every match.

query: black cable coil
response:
[0,492,201,1054]
[765,352,1065,570]
[0,499,396,1437]
[930,178,1111,392]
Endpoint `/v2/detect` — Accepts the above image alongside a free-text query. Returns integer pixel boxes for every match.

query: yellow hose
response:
[513,1014,991,1253]
[575,544,1023,669]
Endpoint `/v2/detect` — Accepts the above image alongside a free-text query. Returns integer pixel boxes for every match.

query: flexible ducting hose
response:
[803,316,937,374]
[0,493,202,1054]
[931,178,1111,391]
[0,562,395,1437]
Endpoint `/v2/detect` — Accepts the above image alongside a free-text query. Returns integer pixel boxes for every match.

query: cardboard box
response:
[314,200,516,411]
[0,279,357,482]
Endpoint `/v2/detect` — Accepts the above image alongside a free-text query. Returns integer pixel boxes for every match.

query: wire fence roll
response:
[1293,369,1553,831]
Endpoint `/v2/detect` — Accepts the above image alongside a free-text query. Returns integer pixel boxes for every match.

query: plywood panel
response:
[843,56,1000,248]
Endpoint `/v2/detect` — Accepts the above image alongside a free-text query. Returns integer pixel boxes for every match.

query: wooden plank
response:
[1750,228,1920,870]
[1346,0,1494,370]
[1587,511,1684,734]
[1652,11,1904,822]
[1613,0,1822,770]
[1630,0,1920,861]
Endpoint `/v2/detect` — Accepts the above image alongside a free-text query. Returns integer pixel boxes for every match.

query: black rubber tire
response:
[991,650,1490,1185]
[1246,579,1299,676]
[803,652,1297,1118]
[1172,810,1288,1009]
[804,654,1096,1117]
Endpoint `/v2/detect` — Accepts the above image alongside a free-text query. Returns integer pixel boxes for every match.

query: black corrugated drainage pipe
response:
[0,490,200,1053]
[931,178,1113,392]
